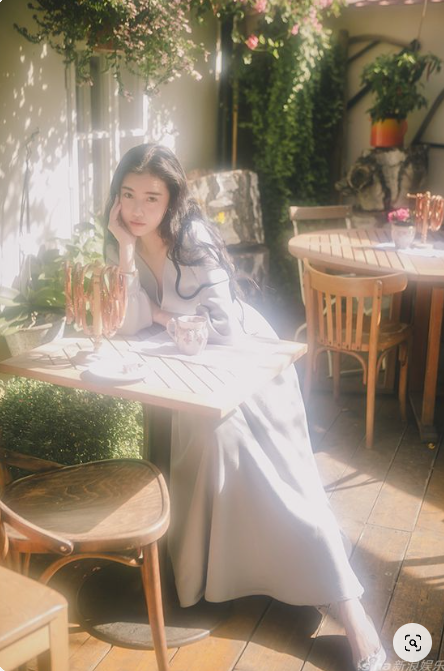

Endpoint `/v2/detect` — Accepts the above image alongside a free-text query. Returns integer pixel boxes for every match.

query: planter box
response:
[4,318,66,357]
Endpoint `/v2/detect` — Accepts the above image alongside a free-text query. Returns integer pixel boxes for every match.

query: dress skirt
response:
[167,307,365,608]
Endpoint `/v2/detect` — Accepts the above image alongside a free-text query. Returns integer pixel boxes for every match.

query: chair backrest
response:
[303,259,408,353]
[0,496,74,559]
[289,205,352,236]
[0,432,72,559]
[0,428,64,493]
[289,205,353,305]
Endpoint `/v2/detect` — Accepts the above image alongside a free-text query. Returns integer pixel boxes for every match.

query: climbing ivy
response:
[238,23,347,301]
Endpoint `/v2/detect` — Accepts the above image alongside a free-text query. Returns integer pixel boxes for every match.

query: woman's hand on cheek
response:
[108,196,137,272]
[108,196,136,249]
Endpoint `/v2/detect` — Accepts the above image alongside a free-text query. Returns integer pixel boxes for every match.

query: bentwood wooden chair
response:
[0,445,171,671]
[289,205,354,379]
[302,260,412,448]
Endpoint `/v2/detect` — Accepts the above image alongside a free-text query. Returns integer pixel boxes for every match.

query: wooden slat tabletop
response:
[0,335,307,420]
[288,227,444,284]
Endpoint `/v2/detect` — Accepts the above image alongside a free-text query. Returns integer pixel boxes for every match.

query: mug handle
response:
[166,318,177,342]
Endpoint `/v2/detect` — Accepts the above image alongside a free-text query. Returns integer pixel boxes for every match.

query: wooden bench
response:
[0,566,69,671]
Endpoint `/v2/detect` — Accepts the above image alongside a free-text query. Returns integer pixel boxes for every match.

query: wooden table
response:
[0,332,307,648]
[0,333,305,420]
[288,226,444,443]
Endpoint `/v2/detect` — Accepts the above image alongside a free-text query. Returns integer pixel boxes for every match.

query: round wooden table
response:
[288,225,444,443]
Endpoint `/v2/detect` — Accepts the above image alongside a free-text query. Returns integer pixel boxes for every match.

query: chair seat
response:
[318,317,411,352]
[4,459,169,553]
[377,319,412,348]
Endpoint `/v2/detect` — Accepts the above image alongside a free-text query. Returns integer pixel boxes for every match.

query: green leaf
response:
[0,286,21,306]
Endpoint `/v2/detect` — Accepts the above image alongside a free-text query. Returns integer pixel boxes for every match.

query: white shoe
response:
[356,644,387,671]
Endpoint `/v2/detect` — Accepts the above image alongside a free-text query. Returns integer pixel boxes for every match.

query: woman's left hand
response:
[150,301,177,328]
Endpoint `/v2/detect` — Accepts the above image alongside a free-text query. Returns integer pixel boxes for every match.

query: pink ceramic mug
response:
[167,315,209,356]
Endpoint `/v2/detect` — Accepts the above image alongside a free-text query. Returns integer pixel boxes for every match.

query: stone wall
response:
[188,169,264,245]
[188,169,269,300]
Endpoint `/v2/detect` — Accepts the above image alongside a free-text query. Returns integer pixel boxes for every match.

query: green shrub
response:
[0,378,142,465]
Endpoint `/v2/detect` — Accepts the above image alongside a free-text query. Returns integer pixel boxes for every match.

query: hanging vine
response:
[238,21,347,299]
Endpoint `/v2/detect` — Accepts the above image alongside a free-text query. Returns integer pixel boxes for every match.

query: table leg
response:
[409,284,431,392]
[143,404,172,483]
[410,286,444,443]
[422,287,444,427]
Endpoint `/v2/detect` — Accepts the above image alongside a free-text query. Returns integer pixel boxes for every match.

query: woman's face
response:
[119,171,170,237]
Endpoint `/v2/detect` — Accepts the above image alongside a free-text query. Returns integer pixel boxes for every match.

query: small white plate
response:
[374,242,396,249]
[87,359,148,382]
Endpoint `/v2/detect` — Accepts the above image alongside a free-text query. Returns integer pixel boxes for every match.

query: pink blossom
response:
[254,0,267,12]
[246,34,259,50]
[388,208,411,223]
[291,23,300,35]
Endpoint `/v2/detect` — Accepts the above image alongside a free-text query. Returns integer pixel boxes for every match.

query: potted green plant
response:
[361,49,442,148]
[14,0,204,96]
[0,251,66,356]
[0,220,104,356]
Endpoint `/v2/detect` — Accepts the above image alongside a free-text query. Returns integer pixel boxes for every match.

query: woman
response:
[106,143,386,671]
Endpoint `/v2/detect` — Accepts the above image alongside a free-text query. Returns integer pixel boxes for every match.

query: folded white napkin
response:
[374,242,444,257]
[399,247,444,258]
[374,242,396,249]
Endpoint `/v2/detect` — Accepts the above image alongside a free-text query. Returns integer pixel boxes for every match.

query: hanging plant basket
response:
[14,0,205,97]
[244,7,265,37]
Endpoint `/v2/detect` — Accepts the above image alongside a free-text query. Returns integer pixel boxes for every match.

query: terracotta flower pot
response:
[370,119,408,148]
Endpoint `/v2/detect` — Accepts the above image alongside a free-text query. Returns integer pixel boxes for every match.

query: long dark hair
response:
[104,143,238,300]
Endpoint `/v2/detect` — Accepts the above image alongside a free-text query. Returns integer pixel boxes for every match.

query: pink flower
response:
[388,208,411,223]
[291,23,300,35]
[246,34,259,50]
[254,0,267,12]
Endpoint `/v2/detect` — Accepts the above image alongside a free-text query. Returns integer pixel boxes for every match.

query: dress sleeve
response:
[106,244,153,335]
[191,263,245,345]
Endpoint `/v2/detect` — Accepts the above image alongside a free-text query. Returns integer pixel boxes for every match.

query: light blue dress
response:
[107,225,365,608]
